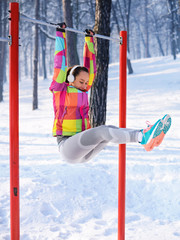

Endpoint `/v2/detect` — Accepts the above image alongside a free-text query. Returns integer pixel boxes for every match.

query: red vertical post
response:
[9,2,20,240]
[118,31,127,240]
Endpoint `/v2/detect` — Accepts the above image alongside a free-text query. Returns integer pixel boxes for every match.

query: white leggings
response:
[58,125,140,164]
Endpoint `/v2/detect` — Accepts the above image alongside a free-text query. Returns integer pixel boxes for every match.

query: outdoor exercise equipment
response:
[1,1,127,239]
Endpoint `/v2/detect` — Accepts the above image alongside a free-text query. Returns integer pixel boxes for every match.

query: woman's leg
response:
[59,125,140,164]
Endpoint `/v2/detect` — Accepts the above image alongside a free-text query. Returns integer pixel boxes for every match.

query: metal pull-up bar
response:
[7,2,127,240]
[20,15,121,43]
[0,36,11,43]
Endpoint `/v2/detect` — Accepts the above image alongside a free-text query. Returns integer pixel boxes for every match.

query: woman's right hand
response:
[56,22,67,31]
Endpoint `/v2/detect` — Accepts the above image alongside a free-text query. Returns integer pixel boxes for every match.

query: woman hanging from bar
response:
[49,23,171,164]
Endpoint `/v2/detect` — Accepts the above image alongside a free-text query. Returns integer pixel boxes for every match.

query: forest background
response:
[0,0,179,124]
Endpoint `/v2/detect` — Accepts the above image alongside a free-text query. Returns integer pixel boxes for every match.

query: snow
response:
[0,55,180,239]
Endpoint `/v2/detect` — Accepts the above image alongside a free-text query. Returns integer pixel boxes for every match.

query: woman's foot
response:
[140,114,171,151]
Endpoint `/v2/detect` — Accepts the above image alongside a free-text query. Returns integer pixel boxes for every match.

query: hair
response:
[65,65,89,83]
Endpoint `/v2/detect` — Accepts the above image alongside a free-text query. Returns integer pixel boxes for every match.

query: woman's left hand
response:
[84,29,95,37]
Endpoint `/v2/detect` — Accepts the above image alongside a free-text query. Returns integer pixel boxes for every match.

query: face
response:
[70,71,89,91]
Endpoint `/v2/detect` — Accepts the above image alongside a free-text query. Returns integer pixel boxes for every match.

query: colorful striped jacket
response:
[49,31,96,137]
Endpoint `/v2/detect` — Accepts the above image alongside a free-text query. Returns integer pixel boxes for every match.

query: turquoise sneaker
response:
[141,118,164,151]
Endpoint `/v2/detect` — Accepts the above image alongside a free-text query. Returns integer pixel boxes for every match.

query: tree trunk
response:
[144,0,151,58]
[40,0,47,80]
[0,0,3,102]
[178,3,180,53]
[127,58,133,74]
[168,0,177,60]
[3,0,8,83]
[33,0,39,110]
[62,0,79,67]
[126,0,133,74]
[89,0,112,127]
[111,2,120,33]
[154,20,165,56]
[0,0,7,102]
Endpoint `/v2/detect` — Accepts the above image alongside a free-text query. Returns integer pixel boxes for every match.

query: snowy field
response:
[0,55,180,239]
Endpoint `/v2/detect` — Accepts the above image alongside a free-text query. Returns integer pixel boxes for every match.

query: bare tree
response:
[178,0,180,52]
[144,0,151,58]
[33,0,39,110]
[39,0,47,80]
[125,0,133,74]
[62,0,79,67]
[0,0,8,102]
[151,9,165,56]
[89,0,112,127]
[167,0,179,59]
[0,0,3,102]
[111,0,133,74]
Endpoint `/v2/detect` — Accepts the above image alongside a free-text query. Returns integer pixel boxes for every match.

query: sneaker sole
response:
[155,114,171,147]
[143,120,163,151]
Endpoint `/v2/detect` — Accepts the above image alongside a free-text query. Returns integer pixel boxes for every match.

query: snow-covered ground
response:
[0,55,180,239]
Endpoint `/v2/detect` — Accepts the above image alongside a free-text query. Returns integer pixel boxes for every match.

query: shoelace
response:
[146,121,152,128]
[147,120,164,131]
[143,121,153,133]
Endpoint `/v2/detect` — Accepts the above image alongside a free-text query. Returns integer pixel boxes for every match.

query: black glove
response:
[84,29,95,37]
[56,22,67,32]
